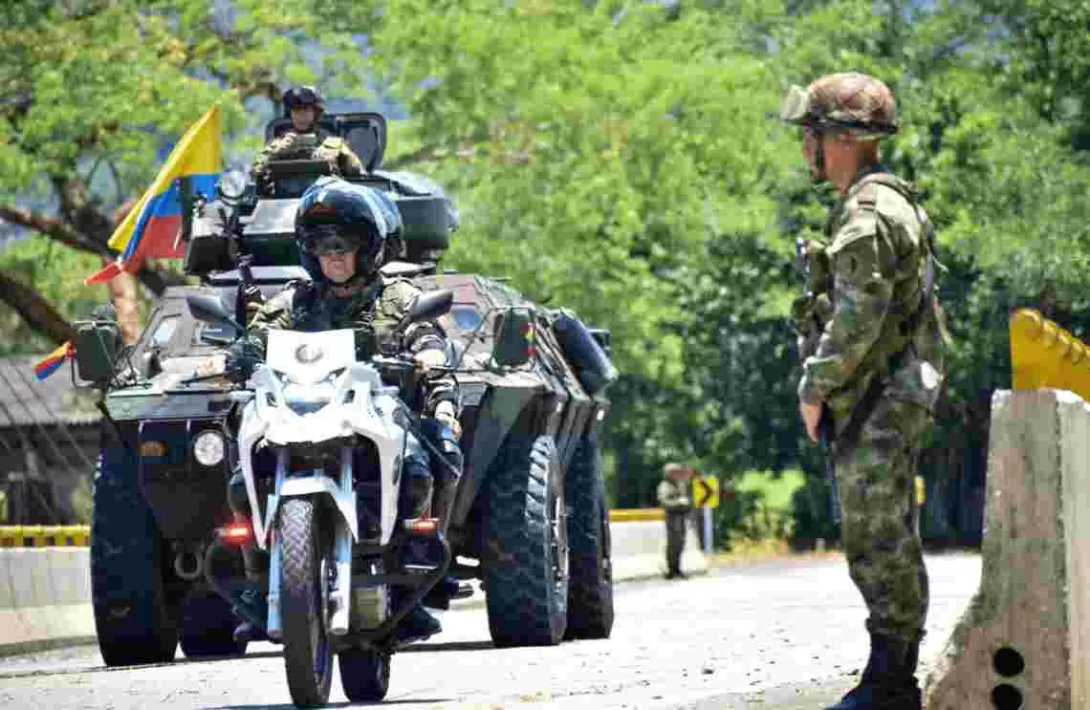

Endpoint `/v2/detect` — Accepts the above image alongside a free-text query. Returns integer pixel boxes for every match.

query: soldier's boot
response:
[395,597,442,645]
[824,633,922,710]
[227,470,268,643]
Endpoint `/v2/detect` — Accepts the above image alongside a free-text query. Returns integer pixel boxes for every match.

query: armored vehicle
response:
[77,111,616,675]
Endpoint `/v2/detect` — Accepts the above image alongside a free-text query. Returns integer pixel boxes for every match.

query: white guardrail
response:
[0,514,707,655]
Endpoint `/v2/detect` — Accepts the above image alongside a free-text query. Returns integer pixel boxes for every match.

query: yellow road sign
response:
[692,476,719,509]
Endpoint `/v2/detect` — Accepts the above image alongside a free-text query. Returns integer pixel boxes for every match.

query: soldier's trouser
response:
[835,396,932,644]
[665,510,688,574]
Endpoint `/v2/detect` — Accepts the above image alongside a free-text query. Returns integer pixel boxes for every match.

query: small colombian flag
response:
[85,104,223,284]
[34,341,74,381]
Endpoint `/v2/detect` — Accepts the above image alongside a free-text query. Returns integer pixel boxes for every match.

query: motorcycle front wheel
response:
[279,498,334,708]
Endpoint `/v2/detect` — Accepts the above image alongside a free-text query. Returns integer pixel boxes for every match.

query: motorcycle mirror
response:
[186,293,244,335]
[398,289,454,332]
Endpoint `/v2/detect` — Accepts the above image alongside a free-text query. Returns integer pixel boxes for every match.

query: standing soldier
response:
[780,73,946,710]
[656,463,693,580]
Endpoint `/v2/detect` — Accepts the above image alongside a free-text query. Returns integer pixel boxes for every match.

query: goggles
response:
[302,226,360,256]
[779,85,812,125]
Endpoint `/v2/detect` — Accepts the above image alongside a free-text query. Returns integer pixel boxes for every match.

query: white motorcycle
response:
[187,290,455,708]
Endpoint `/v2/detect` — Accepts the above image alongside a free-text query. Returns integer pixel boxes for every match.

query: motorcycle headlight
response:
[192,430,226,467]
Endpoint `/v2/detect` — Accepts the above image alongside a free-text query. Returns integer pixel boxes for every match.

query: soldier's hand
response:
[799,400,822,443]
[194,353,226,377]
[434,401,462,439]
[413,348,447,374]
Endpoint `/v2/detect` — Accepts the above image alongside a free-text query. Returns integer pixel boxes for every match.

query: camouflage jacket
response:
[656,478,691,511]
[244,275,458,415]
[250,129,364,193]
[797,165,946,432]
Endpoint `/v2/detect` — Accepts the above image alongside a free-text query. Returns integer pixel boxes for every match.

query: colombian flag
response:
[34,342,74,381]
[85,105,222,284]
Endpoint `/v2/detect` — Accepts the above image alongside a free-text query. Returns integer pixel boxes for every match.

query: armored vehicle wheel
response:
[338,648,391,701]
[563,432,614,640]
[483,435,569,647]
[91,447,179,667]
[279,498,333,708]
[180,592,248,658]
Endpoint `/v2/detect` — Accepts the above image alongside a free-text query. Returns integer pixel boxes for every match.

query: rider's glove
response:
[433,400,462,440]
[224,338,261,381]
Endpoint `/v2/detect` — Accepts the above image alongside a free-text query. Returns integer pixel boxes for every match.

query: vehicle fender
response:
[264,475,359,542]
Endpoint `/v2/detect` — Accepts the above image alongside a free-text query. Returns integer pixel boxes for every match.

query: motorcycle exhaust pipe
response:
[174,548,204,581]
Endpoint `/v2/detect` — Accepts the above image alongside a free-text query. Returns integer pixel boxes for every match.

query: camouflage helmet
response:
[294,177,403,284]
[780,72,898,140]
[282,85,325,117]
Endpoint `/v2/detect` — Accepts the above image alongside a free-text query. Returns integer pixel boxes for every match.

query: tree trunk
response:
[0,271,76,345]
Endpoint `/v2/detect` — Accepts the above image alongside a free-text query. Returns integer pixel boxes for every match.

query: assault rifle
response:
[793,237,842,527]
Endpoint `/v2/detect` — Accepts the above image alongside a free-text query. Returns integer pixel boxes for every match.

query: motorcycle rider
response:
[227,176,463,644]
[251,85,365,195]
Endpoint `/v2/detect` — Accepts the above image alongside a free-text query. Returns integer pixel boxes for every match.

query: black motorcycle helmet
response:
[295,177,403,285]
[281,85,325,119]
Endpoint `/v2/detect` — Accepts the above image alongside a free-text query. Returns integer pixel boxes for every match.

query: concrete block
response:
[0,551,14,609]
[6,550,44,609]
[925,389,1089,710]
[48,549,91,605]
[607,520,708,578]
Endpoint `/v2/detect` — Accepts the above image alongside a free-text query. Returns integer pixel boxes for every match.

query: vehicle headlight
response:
[192,430,226,467]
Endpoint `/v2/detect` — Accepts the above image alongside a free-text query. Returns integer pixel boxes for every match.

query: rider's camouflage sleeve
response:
[797,215,892,405]
[376,280,459,415]
[242,279,458,416]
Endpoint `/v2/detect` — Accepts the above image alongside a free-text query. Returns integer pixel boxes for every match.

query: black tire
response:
[279,498,333,708]
[90,446,179,667]
[483,435,569,647]
[180,592,248,658]
[338,648,391,702]
[563,432,614,640]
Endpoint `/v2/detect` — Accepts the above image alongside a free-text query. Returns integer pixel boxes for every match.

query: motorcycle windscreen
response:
[266,329,356,385]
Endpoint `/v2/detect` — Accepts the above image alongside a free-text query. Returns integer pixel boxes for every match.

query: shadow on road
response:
[208,700,455,710]
[401,640,494,653]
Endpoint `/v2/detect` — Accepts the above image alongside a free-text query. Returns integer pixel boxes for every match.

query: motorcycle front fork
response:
[266,446,356,640]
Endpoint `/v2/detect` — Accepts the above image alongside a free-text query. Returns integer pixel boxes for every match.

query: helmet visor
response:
[779,85,812,125]
[302,226,361,256]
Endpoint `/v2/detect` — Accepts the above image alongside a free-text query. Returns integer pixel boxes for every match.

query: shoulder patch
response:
[855,182,878,211]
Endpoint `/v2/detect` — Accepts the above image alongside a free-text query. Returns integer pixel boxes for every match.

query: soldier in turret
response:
[251,86,364,195]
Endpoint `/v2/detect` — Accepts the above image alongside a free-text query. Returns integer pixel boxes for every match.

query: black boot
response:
[825,633,922,710]
[395,603,442,644]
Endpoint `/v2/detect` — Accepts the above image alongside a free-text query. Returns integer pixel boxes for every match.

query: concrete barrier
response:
[0,516,706,656]
[924,389,1089,710]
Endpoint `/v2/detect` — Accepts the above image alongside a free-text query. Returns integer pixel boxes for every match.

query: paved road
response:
[0,552,980,710]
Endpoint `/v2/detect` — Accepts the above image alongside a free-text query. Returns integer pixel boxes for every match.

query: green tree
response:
[0,0,371,345]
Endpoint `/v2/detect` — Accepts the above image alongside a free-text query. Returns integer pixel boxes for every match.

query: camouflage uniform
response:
[799,163,945,644]
[244,275,458,424]
[656,464,692,579]
[783,73,946,710]
[250,129,365,195]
